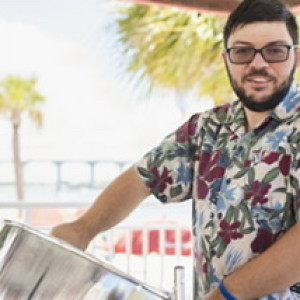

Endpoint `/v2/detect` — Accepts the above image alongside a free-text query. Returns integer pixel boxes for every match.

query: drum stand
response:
[173,265,185,300]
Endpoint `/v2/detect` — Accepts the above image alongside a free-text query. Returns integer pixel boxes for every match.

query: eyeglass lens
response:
[229,45,290,63]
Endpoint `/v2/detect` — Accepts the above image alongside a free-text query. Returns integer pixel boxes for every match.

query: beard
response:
[226,64,295,112]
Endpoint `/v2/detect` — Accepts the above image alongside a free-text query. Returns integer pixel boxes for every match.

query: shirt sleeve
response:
[292,147,300,223]
[286,119,300,224]
[134,113,202,203]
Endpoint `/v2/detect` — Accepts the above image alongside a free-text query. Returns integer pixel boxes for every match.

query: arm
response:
[205,222,300,300]
[51,166,150,250]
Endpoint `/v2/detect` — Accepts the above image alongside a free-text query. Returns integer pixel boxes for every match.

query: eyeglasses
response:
[226,44,298,64]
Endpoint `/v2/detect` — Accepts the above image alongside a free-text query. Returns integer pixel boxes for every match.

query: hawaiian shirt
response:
[135,82,300,300]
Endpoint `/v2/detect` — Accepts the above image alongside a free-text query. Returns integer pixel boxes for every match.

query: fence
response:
[0,159,193,298]
[0,159,131,190]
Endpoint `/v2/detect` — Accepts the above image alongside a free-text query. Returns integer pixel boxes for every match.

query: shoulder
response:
[187,101,234,124]
[198,101,236,126]
[174,102,235,143]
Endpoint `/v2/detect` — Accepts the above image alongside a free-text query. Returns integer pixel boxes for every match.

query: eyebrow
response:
[231,40,291,47]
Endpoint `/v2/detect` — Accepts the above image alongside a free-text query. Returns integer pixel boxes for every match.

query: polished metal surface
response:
[0,219,171,299]
[174,266,185,300]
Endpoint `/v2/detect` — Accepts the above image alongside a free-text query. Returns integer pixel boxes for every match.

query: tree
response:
[0,75,45,201]
[114,4,300,105]
[114,4,230,105]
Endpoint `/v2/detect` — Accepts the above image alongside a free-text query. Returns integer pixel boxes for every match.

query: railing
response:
[0,159,193,298]
[0,159,132,190]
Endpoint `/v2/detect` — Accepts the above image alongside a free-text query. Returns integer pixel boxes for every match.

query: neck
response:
[243,107,271,132]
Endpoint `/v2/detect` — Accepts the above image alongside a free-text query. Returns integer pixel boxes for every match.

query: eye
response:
[232,47,252,55]
[265,46,285,55]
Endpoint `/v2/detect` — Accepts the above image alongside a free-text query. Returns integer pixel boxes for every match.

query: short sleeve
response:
[134,113,202,203]
[291,146,300,222]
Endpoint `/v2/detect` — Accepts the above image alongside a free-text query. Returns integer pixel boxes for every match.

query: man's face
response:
[224,22,300,112]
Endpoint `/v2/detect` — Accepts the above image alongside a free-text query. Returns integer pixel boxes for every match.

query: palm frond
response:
[115,4,231,104]
[0,75,45,125]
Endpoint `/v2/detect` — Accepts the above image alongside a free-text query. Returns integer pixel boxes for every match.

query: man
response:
[52,0,300,298]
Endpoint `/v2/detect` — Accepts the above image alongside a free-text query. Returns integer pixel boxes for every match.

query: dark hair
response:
[223,0,299,47]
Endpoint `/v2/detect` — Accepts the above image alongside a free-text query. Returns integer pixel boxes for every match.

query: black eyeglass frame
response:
[225,44,298,64]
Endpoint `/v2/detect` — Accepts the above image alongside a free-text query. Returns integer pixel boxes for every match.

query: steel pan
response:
[0,219,171,299]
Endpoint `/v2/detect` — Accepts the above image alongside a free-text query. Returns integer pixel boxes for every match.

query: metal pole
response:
[174,265,185,300]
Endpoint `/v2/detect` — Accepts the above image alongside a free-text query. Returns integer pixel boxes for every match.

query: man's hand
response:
[51,167,150,251]
[51,221,91,250]
[204,287,226,300]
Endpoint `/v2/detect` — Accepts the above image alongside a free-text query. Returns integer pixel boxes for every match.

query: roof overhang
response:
[124,0,300,16]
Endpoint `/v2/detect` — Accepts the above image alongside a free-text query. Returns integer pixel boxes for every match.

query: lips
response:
[244,75,274,87]
[244,70,275,84]
[250,77,271,83]
[247,77,272,85]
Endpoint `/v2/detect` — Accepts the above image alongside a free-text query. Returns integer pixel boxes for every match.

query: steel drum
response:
[0,219,172,299]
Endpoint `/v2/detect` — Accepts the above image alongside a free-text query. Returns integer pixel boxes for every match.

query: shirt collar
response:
[225,99,246,137]
[271,81,300,121]
[225,81,300,136]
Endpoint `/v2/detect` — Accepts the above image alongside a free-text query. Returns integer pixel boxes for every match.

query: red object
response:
[111,221,192,256]
[124,0,300,16]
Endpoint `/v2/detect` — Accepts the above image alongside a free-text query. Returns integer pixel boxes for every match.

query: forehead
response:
[227,21,293,47]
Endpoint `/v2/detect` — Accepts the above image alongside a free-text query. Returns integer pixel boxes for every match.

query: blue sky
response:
[0,0,108,43]
[0,0,126,85]
[0,0,211,163]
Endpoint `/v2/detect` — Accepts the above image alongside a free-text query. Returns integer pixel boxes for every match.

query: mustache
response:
[242,69,276,81]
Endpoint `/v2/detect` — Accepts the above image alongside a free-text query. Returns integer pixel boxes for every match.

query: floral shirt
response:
[135,83,300,299]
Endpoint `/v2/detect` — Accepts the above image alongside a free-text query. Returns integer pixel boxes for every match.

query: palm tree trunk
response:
[12,111,24,201]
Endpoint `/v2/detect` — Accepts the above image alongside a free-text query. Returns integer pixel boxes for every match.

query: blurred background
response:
[0,0,298,298]
[0,0,209,296]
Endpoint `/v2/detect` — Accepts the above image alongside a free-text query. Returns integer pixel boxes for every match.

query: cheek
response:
[227,65,245,82]
[272,64,294,81]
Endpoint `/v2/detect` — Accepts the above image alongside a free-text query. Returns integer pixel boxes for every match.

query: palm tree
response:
[114,4,300,106]
[0,75,45,201]
[114,4,230,105]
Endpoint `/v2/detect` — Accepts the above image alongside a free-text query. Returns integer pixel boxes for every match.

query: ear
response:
[222,51,227,63]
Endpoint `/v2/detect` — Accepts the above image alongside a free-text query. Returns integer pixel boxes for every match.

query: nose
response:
[249,51,269,68]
